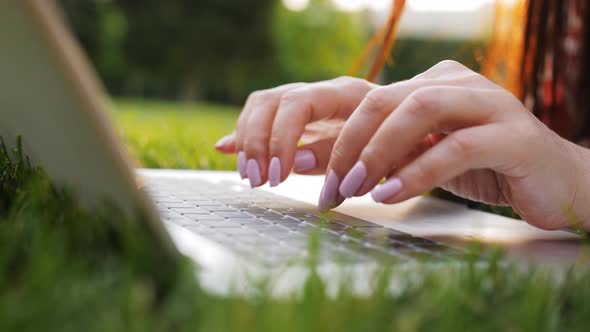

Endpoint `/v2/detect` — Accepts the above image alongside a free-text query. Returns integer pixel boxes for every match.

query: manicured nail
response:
[215,135,233,149]
[318,170,339,211]
[247,159,261,188]
[237,152,247,179]
[339,161,368,198]
[293,150,317,173]
[269,157,281,187]
[371,178,403,203]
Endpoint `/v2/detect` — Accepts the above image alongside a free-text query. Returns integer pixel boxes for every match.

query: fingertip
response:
[237,152,247,179]
[269,157,281,187]
[247,159,262,188]
[293,149,317,173]
[370,177,403,203]
[339,161,368,198]
[318,170,342,211]
[215,134,237,153]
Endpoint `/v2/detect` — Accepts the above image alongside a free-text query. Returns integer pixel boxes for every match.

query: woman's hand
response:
[323,60,590,231]
[215,77,377,187]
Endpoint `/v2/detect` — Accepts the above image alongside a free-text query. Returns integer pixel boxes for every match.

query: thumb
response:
[214,133,237,154]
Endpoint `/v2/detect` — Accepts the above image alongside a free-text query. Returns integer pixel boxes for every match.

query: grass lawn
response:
[112,99,238,170]
[2,99,590,331]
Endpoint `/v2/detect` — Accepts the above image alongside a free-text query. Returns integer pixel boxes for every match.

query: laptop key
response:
[198,220,243,228]
[197,205,236,212]
[173,207,213,215]
[215,211,253,219]
[160,202,195,208]
[228,218,270,225]
[184,213,225,221]
[221,228,258,236]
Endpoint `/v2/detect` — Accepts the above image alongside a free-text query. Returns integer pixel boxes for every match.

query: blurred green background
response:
[60,0,486,106]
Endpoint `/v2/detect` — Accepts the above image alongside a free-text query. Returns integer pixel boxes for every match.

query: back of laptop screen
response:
[0,0,149,217]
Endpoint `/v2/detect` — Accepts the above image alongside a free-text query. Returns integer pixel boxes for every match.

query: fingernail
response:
[237,152,247,179]
[371,178,403,203]
[293,150,317,172]
[247,159,261,188]
[215,135,233,149]
[339,161,368,198]
[318,170,339,211]
[269,157,281,187]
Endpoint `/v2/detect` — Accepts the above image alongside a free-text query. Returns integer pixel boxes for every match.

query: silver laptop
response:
[0,0,583,292]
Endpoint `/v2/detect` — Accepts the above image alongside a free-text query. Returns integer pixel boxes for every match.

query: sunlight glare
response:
[283,0,310,11]
[332,0,391,12]
[408,0,493,12]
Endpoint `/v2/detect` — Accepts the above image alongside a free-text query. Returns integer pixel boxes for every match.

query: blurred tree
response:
[59,0,486,105]
[59,0,130,95]
[116,0,276,102]
[58,0,102,67]
[384,37,486,83]
[272,0,365,83]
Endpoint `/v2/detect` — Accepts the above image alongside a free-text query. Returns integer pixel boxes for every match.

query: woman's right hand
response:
[215,77,377,188]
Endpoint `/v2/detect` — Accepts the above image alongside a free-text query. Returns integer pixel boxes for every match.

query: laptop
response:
[0,0,583,292]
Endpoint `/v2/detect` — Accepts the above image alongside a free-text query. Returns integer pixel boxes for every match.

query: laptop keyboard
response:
[145,177,461,265]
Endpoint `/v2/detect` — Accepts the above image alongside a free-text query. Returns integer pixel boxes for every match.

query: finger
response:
[327,77,491,201]
[327,80,428,183]
[293,138,337,175]
[235,92,257,151]
[371,125,502,204]
[240,83,305,186]
[383,134,441,179]
[339,87,500,200]
[214,133,236,154]
[269,77,376,185]
[328,77,486,202]
[269,139,334,186]
[236,84,303,152]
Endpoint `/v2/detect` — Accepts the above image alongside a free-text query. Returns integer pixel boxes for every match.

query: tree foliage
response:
[271,0,365,83]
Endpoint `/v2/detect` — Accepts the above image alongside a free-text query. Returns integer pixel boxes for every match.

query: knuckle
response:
[279,89,308,107]
[409,160,436,189]
[268,134,283,152]
[447,132,477,160]
[329,141,350,169]
[361,88,389,114]
[333,76,371,88]
[434,59,465,71]
[247,90,264,103]
[331,75,355,84]
[330,142,348,161]
[405,88,438,118]
[243,136,268,156]
[361,145,389,166]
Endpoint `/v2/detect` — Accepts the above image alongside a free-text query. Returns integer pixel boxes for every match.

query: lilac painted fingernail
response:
[293,150,317,173]
[215,135,233,149]
[371,178,403,203]
[269,157,281,187]
[318,170,339,211]
[237,151,247,179]
[339,161,368,198]
[247,159,261,188]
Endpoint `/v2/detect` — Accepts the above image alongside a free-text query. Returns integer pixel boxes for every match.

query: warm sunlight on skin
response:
[283,0,495,12]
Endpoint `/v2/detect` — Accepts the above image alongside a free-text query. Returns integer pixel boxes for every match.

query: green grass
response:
[112,99,238,170]
[3,99,590,331]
